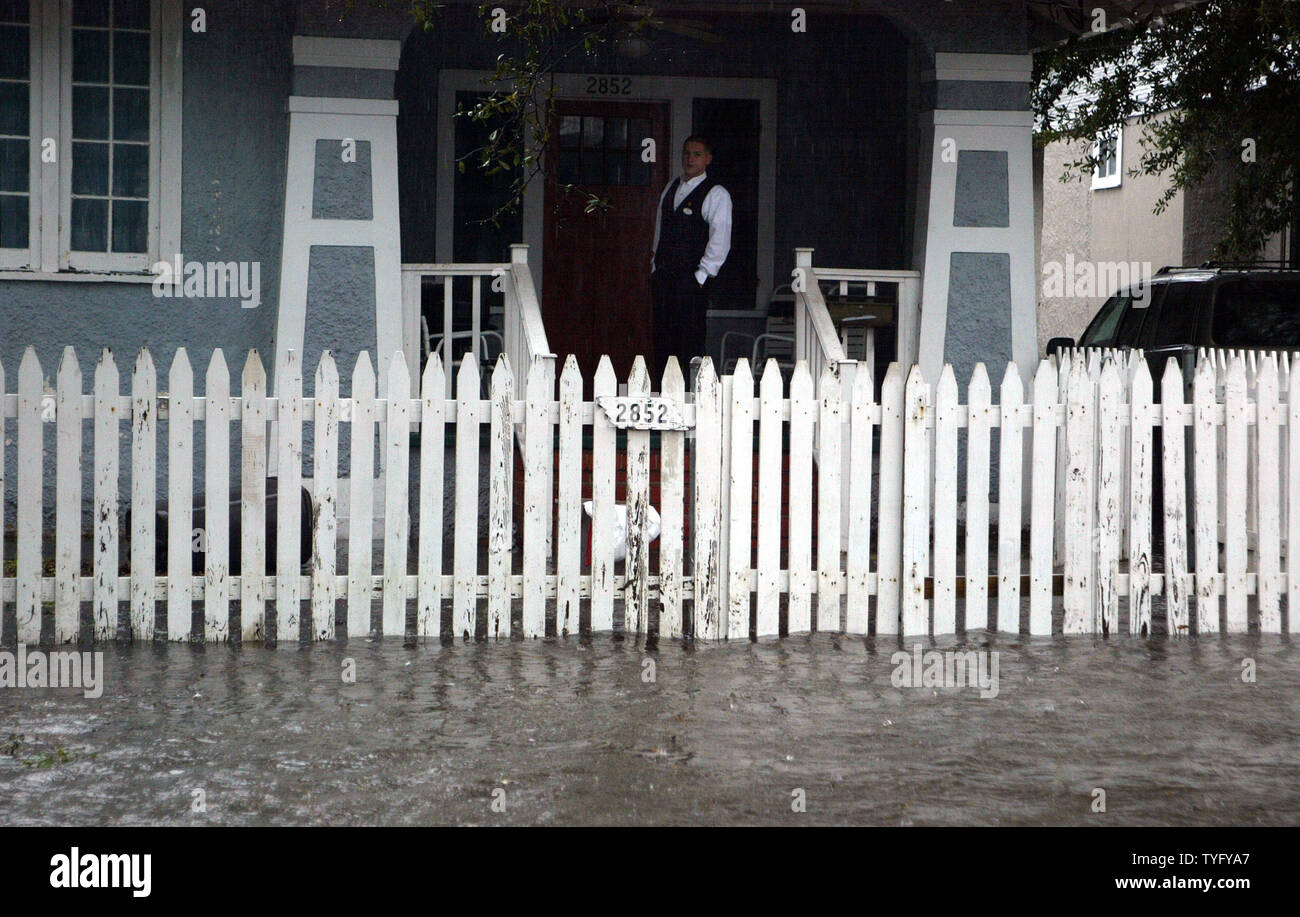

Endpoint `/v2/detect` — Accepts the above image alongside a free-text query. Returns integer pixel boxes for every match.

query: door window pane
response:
[557,149,579,185]
[604,116,626,150]
[628,155,649,186]
[580,150,601,185]
[604,150,626,185]
[558,115,580,150]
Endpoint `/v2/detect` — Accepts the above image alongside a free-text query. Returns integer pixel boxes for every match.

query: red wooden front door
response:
[543,99,670,382]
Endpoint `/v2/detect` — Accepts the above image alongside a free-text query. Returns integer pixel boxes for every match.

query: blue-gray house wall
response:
[0,0,294,378]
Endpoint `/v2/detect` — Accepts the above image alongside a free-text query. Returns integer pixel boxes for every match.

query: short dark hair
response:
[682,135,713,154]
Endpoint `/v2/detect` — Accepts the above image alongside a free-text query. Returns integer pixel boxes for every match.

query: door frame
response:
[436,69,778,311]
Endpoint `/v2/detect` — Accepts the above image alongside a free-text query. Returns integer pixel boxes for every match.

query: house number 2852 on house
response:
[598,396,691,431]
[586,76,632,95]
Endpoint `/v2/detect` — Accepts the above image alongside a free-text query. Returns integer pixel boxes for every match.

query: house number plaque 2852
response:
[597,396,692,431]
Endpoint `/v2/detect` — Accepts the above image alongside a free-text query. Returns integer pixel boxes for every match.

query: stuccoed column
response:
[273,34,403,398]
[911,52,1038,389]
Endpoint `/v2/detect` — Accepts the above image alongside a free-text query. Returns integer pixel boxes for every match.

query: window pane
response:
[582,116,602,149]
[113,87,148,141]
[631,119,650,152]
[557,149,579,185]
[558,115,580,150]
[72,28,110,82]
[604,116,627,150]
[113,29,149,85]
[114,0,150,30]
[0,1,31,25]
[1115,293,1150,345]
[111,142,146,196]
[73,0,110,27]
[1152,283,1198,346]
[111,197,147,252]
[580,150,601,185]
[0,24,28,80]
[604,150,627,185]
[71,197,108,250]
[72,141,108,194]
[1078,294,1128,347]
[1212,279,1300,348]
[73,85,110,138]
[0,136,25,191]
[628,155,649,186]
[0,193,28,247]
[0,81,28,135]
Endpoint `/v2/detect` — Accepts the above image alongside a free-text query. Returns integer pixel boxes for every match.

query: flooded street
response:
[3,616,1298,826]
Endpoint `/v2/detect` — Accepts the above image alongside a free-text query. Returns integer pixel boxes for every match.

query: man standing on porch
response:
[651,136,732,383]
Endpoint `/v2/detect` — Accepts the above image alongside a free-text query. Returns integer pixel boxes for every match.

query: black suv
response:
[1047,264,1300,382]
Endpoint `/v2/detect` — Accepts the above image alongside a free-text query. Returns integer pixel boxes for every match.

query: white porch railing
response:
[401,243,553,401]
[793,248,857,393]
[401,260,501,398]
[502,243,554,396]
[792,247,922,391]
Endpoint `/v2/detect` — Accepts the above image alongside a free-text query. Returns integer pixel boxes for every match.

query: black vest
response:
[654,176,718,273]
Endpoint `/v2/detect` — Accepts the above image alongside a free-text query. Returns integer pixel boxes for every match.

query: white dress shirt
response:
[651,171,733,285]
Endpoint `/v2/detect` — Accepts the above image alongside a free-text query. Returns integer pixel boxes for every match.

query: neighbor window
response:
[1091,129,1122,190]
[0,0,181,273]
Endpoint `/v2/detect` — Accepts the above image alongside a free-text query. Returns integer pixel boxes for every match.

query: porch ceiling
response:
[1027,0,1210,49]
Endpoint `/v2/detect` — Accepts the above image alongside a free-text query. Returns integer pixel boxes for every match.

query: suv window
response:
[1118,286,1159,346]
[1211,278,1300,347]
[1079,294,1128,346]
[1150,282,1200,346]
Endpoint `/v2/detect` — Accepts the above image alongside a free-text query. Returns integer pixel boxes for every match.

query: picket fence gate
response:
[0,344,1296,645]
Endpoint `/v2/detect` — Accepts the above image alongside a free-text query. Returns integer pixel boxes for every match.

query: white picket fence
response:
[1,344,1295,644]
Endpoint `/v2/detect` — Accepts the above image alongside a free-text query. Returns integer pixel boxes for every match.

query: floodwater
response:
[2,603,1299,826]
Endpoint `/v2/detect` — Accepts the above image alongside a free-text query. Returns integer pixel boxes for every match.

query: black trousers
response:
[651,265,709,386]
